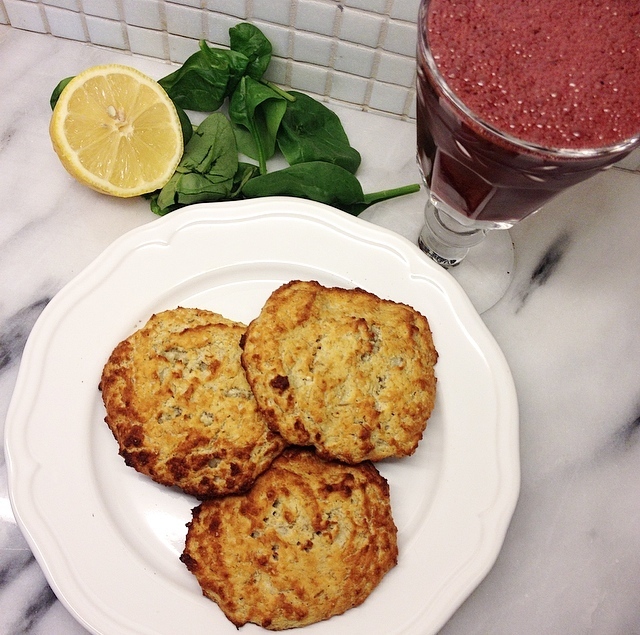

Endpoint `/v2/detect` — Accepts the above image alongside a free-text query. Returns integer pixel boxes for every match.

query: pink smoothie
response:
[427,0,640,149]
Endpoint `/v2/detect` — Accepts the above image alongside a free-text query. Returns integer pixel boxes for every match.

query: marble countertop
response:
[2,24,640,635]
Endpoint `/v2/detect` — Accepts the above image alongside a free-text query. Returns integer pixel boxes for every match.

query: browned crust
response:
[240,280,438,463]
[100,307,288,498]
[181,447,398,630]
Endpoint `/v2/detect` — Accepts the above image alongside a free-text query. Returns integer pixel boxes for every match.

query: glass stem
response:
[418,199,486,267]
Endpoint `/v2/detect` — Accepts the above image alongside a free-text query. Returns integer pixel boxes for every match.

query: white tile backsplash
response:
[252,0,291,26]
[85,14,127,48]
[406,91,417,119]
[5,0,47,32]
[339,7,384,48]
[0,0,421,118]
[205,0,248,20]
[329,70,368,105]
[127,23,165,58]
[168,0,200,8]
[166,2,203,39]
[263,55,288,85]
[122,0,163,31]
[205,11,237,46]
[167,32,198,63]
[82,0,120,20]
[344,0,388,13]
[43,0,79,10]
[377,50,415,87]
[295,0,336,36]
[292,31,332,66]
[44,4,85,40]
[383,18,417,56]
[334,40,375,77]
[369,80,408,114]
[251,20,290,58]
[389,0,420,22]
[615,147,640,171]
[290,60,328,95]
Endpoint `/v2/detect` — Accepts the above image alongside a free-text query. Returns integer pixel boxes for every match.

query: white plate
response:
[5,198,519,635]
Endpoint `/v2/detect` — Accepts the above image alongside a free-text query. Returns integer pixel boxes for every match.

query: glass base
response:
[418,200,514,313]
[446,229,514,313]
[418,204,487,266]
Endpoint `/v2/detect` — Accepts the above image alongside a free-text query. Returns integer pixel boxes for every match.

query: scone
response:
[100,307,287,498]
[240,280,438,463]
[180,447,398,630]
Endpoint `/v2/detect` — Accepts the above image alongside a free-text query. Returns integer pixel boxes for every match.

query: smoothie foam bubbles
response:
[427,0,640,150]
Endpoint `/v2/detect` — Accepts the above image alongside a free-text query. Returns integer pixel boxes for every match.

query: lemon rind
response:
[50,64,183,198]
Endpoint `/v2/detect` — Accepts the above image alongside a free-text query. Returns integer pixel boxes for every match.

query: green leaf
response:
[342,183,421,215]
[155,172,181,212]
[260,80,296,102]
[158,42,249,111]
[229,76,287,174]
[202,42,251,96]
[230,162,260,198]
[147,192,167,216]
[276,91,361,174]
[174,102,193,145]
[241,161,421,215]
[154,112,238,213]
[180,112,238,175]
[240,161,364,211]
[229,22,272,80]
[174,172,233,204]
[50,76,74,110]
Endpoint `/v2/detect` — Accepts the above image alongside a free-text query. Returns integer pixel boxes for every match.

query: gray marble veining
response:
[1,24,640,635]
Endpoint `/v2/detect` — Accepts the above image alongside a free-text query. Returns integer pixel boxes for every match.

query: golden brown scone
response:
[240,280,438,463]
[100,307,287,499]
[180,447,398,630]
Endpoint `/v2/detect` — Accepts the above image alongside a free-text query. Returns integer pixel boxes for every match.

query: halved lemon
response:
[50,64,183,198]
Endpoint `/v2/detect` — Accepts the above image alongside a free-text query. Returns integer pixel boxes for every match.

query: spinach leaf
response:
[174,102,193,145]
[154,112,238,214]
[176,112,237,175]
[159,41,249,111]
[229,23,272,80]
[241,161,364,211]
[241,161,420,215]
[230,162,260,198]
[50,76,74,110]
[277,91,361,174]
[229,76,287,175]
[341,183,421,215]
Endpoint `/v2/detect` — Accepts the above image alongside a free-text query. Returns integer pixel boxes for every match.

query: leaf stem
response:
[260,80,296,102]
[250,119,268,175]
[363,183,421,205]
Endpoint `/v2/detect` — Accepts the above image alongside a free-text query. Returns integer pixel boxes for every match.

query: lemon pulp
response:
[50,64,183,198]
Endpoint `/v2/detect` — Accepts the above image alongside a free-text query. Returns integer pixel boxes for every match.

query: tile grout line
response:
[285,0,298,89]
[76,0,91,45]
[361,0,396,114]
[115,0,132,56]
[324,1,345,100]
[200,0,207,44]
[157,0,170,62]
[36,0,50,36]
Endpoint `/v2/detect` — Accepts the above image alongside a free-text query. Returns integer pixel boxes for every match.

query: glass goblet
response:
[416,0,640,310]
